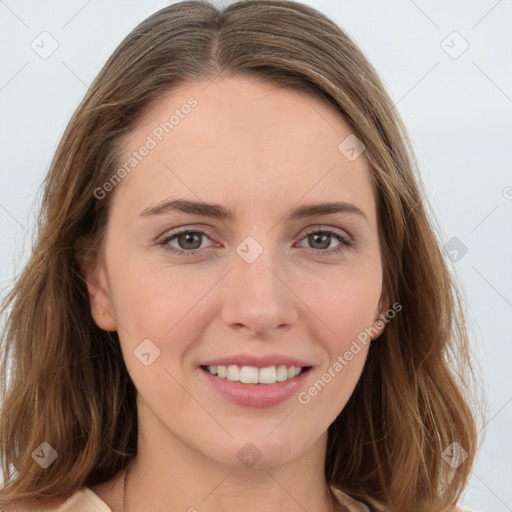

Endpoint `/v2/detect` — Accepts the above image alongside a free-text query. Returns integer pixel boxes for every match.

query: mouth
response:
[200,364,313,384]
[198,363,313,408]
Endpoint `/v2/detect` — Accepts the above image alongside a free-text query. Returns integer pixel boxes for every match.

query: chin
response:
[202,434,313,471]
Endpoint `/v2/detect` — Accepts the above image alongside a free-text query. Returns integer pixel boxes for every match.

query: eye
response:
[296,228,353,255]
[157,227,353,257]
[159,230,215,256]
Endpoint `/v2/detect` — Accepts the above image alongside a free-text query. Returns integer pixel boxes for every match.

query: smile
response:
[199,364,313,408]
[202,364,310,384]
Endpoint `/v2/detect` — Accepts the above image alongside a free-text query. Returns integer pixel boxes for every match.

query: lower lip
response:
[199,366,312,408]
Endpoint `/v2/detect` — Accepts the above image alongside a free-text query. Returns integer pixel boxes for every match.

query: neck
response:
[116,395,342,512]
[122,466,339,512]
[120,439,338,512]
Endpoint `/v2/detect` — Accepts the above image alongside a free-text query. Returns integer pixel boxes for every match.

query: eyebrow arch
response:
[139,198,368,223]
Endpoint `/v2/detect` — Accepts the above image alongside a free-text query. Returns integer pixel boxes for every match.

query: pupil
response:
[311,233,329,249]
[182,233,199,249]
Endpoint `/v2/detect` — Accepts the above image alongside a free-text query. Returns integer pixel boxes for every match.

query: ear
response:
[371,287,390,341]
[80,258,118,332]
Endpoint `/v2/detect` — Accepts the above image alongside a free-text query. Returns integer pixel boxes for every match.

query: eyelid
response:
[298,224,353,241]
[155,224,216,243]
[158,223,352,242]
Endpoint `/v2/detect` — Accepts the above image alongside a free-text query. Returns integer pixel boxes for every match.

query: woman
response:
[0,1,481,510]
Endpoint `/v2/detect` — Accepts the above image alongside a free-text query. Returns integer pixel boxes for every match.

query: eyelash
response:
[157,228,353,257]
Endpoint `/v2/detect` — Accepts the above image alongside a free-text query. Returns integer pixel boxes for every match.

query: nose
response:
[220,243,299,338]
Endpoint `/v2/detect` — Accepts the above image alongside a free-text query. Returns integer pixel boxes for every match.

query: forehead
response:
[111,75,376,225]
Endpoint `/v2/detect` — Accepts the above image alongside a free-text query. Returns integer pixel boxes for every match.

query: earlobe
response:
[81,260,118,332]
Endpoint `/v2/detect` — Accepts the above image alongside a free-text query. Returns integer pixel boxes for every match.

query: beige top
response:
[23,485,474,511]
[25,485,370,511]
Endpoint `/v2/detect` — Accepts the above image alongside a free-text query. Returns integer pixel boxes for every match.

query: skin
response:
[85,75,389,512]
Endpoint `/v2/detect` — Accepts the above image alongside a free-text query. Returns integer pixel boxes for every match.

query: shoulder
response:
[329,487,477,512]
[6,487,112,512]
[52,487,112,512]
[56,487,112,511]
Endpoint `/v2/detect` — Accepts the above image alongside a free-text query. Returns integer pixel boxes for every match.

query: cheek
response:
[295,265,380,407]
[297,277,376,421]
[297,343,369,433]
[106,239,199,328]
[302,262,383,341]
[107,254,216,369]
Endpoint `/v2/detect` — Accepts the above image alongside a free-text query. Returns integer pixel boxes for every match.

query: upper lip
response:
[200,353,312,369]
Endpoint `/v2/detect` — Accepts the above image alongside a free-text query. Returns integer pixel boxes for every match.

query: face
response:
[85,75,388,470]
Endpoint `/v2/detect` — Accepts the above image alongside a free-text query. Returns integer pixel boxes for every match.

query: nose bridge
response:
[220,234,298,334]
[233,233,283,301]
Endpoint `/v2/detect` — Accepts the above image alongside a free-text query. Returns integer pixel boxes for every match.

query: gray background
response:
[1,1,511,510]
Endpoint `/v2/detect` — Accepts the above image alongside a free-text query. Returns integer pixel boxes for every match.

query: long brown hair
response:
[0,1,483,510]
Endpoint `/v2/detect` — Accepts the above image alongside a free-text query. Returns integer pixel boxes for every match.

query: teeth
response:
[259,366,276,384]
[240,365,259,384]
[205,364,306,384]
[276,365,288,382]
[226,365,240,381]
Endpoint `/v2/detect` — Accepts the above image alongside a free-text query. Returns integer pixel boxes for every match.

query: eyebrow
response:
[139,198,368,223]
